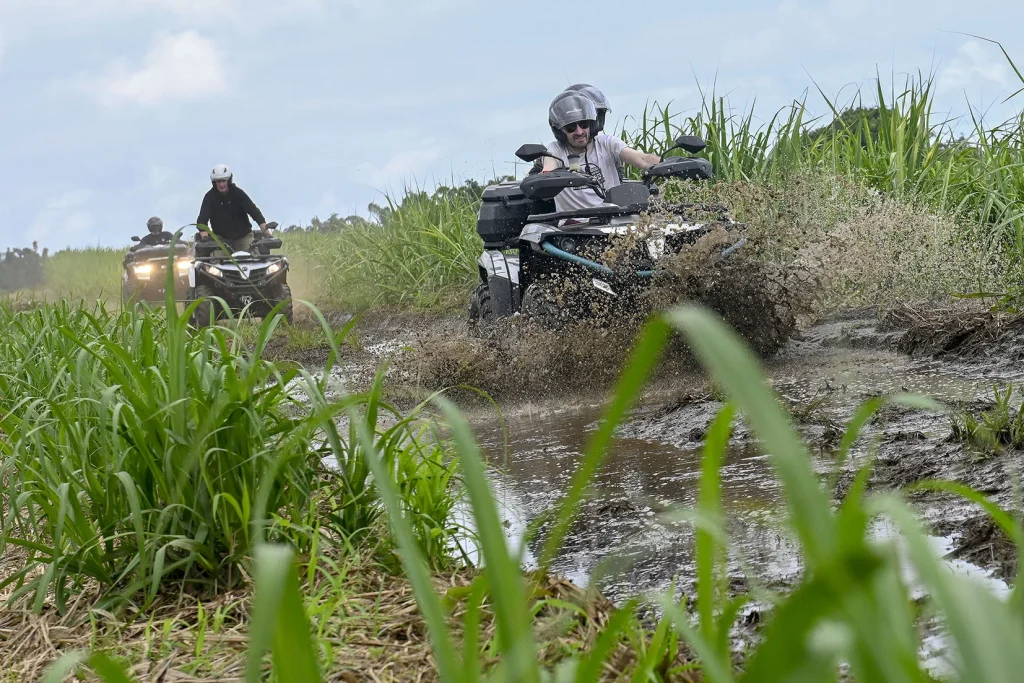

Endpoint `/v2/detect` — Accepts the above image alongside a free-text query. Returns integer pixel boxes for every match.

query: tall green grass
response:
[285,185,483,311]
[0,300,462,612]
[620,71,1024,291]
[41,247,124,302]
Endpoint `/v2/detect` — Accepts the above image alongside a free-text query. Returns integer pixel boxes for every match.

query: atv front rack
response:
[540,234,746,279]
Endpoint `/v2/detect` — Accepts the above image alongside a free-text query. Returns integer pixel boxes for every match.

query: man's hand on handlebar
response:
[639,153,662,169]
[198,230,209,240]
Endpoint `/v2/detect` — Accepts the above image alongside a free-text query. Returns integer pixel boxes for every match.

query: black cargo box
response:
[476,182,554,249]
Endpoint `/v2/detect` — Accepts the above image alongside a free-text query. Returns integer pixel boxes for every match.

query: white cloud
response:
[93,31,225,107]
[939,41,1011,93]
[27,190,97,248]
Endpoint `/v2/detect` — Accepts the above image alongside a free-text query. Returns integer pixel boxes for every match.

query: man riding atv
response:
[130,216,175,249]
[122,216,191,304]
[529,83,624,181]
[196,164,272,254]
[540,92,661,211]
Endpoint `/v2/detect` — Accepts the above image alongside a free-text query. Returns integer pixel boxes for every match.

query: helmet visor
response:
[549,93,598,130]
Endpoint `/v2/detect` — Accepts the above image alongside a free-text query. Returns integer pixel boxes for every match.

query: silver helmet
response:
[548,92,598,145]
[565,83,611,133]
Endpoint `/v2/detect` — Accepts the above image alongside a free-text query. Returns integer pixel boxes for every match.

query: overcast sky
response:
[1,0,1022,250]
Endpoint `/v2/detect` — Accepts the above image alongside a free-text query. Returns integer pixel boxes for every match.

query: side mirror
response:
[672,135,707,154]
[131,236,140,242]
[265,221,279,230]
[515,144,551,162]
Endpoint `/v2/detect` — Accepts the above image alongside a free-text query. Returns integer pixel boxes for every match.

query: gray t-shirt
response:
[545,134,627,212]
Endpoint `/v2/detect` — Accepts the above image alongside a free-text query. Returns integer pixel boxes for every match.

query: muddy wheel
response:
[522,281,571,330]
[190,285,219,327]
[270,284,293,324]
[468,283,495,331]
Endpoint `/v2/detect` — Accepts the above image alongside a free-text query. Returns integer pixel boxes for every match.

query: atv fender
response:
[476,250,519,316]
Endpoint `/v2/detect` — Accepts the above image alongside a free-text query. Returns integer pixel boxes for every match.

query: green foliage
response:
[27,300,1024,681]
[0,243,46,292]
[619,69,1024,300]
[0,300,463,611]
[952,384,1024,454]
[285,179,501,311]
[42,247,124,302]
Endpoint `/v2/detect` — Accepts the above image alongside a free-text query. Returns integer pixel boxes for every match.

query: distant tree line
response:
[0,242,48,292]
[282,177,513,233]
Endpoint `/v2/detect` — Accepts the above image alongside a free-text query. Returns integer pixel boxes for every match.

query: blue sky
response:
[1,0,1022,250]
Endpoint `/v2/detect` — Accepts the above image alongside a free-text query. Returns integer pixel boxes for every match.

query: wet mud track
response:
[469,310,1024,605]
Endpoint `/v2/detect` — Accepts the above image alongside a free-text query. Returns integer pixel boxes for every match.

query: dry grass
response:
[0,541,695,682]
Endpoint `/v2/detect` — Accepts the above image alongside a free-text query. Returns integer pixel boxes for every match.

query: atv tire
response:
[467,283,495,331]
[521,281,572,331]
[269,283,293,324]
[190,285,220,327]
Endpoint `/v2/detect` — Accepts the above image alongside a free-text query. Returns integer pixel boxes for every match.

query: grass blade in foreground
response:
[877,496,1024,682]
[436,397,539,683]
[245,545,322,683]
[663,306,920,681]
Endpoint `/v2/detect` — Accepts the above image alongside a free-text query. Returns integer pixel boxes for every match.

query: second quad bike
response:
[186,222,293,326]
[122,236,193,304]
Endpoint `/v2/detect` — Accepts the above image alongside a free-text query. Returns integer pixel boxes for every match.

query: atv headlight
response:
[267,262,282,275]
[176,258,192,272]
[206,265,223,278]
[557,236,579,254]
[133,263,154,280]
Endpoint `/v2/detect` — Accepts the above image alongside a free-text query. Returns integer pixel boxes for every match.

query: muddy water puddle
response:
[476,407,794,601]
[470,318,1021,605]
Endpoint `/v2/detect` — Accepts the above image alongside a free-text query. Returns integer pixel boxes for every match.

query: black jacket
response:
[130,231,175,251]
[196,183,266,239]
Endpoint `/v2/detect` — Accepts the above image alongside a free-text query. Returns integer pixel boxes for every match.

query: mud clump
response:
[937,515,1019,579]
[897,307,1024,362]
[646,227,813,358]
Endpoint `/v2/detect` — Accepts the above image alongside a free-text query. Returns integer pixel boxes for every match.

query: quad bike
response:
[186,222,292,326]
[468,136,793,357]
[122,235,193,304]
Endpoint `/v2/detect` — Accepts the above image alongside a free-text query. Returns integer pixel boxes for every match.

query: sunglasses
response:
[561,121,592,133]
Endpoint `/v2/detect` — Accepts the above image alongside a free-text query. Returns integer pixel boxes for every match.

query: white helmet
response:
[210,164,232,182]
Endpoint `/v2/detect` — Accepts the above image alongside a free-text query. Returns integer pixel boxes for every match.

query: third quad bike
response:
[186,222,292,326]
[468,135,794,356]
[122,235,192,304]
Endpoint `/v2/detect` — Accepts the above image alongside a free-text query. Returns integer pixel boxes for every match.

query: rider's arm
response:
[235,188,267,230]
[619,146,661,170]
[197,195,212,236]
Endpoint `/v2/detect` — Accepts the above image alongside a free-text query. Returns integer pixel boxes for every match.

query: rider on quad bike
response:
[122,217,192,304]
[196,164,272,254]
[130,217,175,249]
[539,92,661,211]
[529,84,624,181]
[469,110,797,357]
[188,165,291,326]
